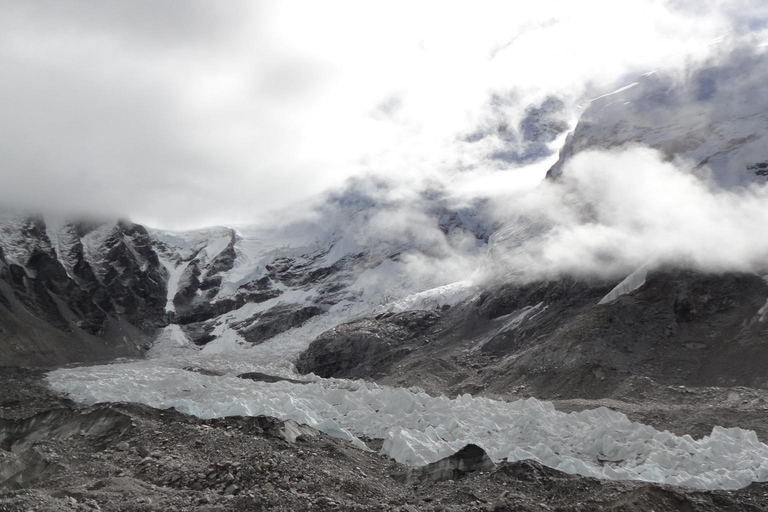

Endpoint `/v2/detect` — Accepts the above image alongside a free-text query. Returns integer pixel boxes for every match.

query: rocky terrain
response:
[297,268,768,399]
[3,367,768,512]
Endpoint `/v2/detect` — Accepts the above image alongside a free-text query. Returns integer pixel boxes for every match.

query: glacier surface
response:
[47,353,768,491]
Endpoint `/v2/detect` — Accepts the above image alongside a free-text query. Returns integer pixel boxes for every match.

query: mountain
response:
[296,48,768,398]
[547,48,768,188]
[0,216,166,365]
[0,184,493,366]
[3,47,768,510]
[1,48,766,400]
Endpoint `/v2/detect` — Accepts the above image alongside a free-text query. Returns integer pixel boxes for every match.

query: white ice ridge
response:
[47,363,768,490]
[387,280,476,313]
[598,264,650,305]
[589,82,639,102]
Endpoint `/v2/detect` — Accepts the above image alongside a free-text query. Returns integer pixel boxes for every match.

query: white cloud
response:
[485,146,768,282]
[0,1,765,229]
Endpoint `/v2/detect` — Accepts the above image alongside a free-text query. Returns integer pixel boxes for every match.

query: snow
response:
[589,82,639,102]
[150,226,234,290]
[598,264,650,305]
[387,281,477,313]
[549,53,768,189]
[47,360,768,490]
[348,259,470,308]
[199,233,231,264]
[0,213,43,268]
[760,299,768,323]
[150,226,231,254]
[759,274,768,322]
[81,222,117,280]
[200,323,249,355]
[145,325,195,359]
[472,303,545,352]
[158,257,190,313]
[45,221,80,279]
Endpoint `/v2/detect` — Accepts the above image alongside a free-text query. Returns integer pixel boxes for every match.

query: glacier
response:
[47,340,768,491]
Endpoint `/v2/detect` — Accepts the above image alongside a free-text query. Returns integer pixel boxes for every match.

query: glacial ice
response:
[47,359,768,491]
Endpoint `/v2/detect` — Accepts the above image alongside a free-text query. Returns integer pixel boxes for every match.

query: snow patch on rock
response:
[158,256,190,313]
[598,264,650,305]
[387,281,477,313]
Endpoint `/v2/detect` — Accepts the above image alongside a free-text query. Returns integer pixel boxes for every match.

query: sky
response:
[0,0,766,230]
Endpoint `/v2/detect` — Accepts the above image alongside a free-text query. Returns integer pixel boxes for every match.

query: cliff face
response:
[0,215,167,366]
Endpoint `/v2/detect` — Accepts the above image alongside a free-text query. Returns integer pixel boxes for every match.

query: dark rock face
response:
[297,268,768,399]
[749,161,768,177]
[175,290,281,326]
[237,372,306,385]
[478,268,768,397]
[0,216,167,366]
[465,95,569,165]
[295,310,441,378]
[169,228,280,326]
[176,295,247,325]
[398,444,495,484]
[180,322,218,347]
[236,305,323,345]
[265,255,351,290]
[90,221,167,329]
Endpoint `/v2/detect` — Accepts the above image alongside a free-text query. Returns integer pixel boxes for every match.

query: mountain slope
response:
[2,48,767,387]
[0,186,493,366]
[548,48,768,188]
[0,216,166,365]
[295,49,768,398]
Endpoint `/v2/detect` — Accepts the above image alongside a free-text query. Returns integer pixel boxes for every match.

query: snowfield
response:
[47,348,768,491]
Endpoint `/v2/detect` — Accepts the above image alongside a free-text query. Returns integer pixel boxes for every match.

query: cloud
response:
[485,146,768,283]
[0,1,765,229]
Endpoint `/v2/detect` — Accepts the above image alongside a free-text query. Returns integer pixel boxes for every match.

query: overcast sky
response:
[0,0,766,230]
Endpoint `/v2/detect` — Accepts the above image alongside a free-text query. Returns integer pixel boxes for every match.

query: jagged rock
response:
[295,310,442,378]
[237,372,305,385]
[236,305,323,345]
[398,444,495,484]
[0,216,161,366]
[0,406,132,490]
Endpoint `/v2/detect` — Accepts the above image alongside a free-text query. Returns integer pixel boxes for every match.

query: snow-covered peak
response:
[549,47,768,188]
[150,225,234,257]
[0,213,51,269]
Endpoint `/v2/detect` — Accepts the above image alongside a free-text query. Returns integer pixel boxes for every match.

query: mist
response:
[482,147,768,284]
[1,1,765,229]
